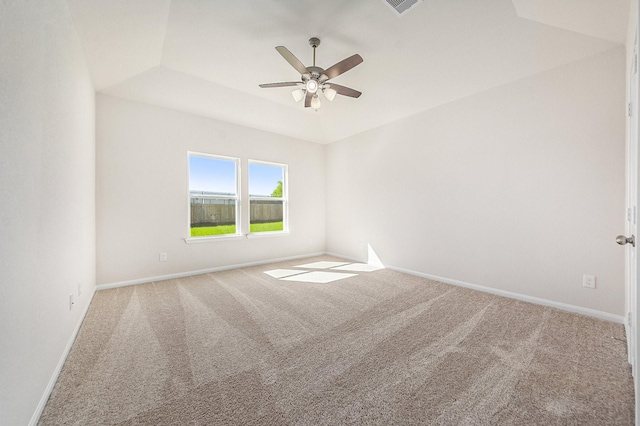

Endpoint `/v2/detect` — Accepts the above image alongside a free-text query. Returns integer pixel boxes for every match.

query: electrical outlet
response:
[159,252,167,262]
[69,293,74,310]
[583,275,596,289]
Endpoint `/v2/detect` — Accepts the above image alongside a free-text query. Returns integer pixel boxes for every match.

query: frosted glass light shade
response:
[323,87,337,101]
[292,89,305,103]
[311,95,321,109]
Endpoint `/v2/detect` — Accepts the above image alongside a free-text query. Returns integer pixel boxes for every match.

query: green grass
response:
[250,221,283,232]
[190,224,236,237]
[190,222,283,237]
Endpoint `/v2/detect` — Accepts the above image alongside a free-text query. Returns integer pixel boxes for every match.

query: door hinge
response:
[629,102,633,117]
[628,207,636,224]
[629,312,633,327]
[635,53,638,74]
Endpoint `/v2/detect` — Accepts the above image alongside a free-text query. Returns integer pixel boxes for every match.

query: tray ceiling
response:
[67,0,629,144]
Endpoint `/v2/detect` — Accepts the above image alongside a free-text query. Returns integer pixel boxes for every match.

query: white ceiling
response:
[67,0,629,144]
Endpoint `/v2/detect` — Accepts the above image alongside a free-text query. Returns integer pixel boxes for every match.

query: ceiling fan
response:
[259,37,363,110]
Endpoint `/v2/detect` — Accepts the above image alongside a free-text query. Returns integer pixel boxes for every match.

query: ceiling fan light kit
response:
[292,89,305,103]
[311,95,321,109]
[259,37,363,110]
[323,87,337,101]
[306,79,318,94]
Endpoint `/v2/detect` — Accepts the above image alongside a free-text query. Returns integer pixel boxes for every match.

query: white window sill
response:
[246,231,290,239]
[184,231,290,243]
[184,235,244,244]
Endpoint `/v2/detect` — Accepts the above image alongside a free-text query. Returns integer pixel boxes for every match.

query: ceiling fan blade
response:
[275,46,309,76]
[304,90,313,108]
[326,83,362,98]
[259,82,301,88]
[320,54,363,81]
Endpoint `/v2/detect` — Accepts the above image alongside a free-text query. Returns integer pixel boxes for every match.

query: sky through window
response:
[189,155,236,194]
[249,163,283,197]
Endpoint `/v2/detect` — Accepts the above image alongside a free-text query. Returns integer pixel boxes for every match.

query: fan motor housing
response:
[307,66,324,80]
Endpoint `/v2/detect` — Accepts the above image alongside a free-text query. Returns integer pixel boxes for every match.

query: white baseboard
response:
[326,251,623,324]
[96,252,326,291]
[384,264,624,324]
[325,251,364,263]
[29,287,97,426]
[97,250,625,324]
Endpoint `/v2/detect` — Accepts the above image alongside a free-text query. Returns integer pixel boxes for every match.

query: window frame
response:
[186,152,242,242]
[247,159,289,237]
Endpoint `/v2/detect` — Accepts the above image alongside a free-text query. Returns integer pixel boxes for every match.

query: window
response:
[188,153,239,237]
[249,160,287,233]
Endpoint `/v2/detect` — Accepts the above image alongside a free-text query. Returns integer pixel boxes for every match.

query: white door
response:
[628,30,638,372]
[627,25,640,426]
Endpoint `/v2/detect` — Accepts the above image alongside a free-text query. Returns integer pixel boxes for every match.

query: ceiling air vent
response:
[381,0,422,16]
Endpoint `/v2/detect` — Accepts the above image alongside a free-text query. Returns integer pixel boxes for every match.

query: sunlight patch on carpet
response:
[331,263,384,272]
[264,269,309,279]
[295,261,351,269]
[280,271,357,283]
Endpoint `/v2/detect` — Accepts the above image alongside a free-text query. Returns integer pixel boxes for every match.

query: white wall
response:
[96,94,325,285]
[0,1,96,424]
[326,47,626,316]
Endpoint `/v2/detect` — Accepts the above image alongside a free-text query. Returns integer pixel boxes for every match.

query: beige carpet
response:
[39,256,634,425]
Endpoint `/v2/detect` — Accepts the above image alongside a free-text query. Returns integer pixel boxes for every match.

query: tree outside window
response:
[249,161,287,233]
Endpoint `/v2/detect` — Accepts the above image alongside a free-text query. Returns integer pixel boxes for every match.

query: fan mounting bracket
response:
[309,37,321,48]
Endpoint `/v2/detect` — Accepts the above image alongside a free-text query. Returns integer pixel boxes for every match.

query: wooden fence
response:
[190,201,283,227]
